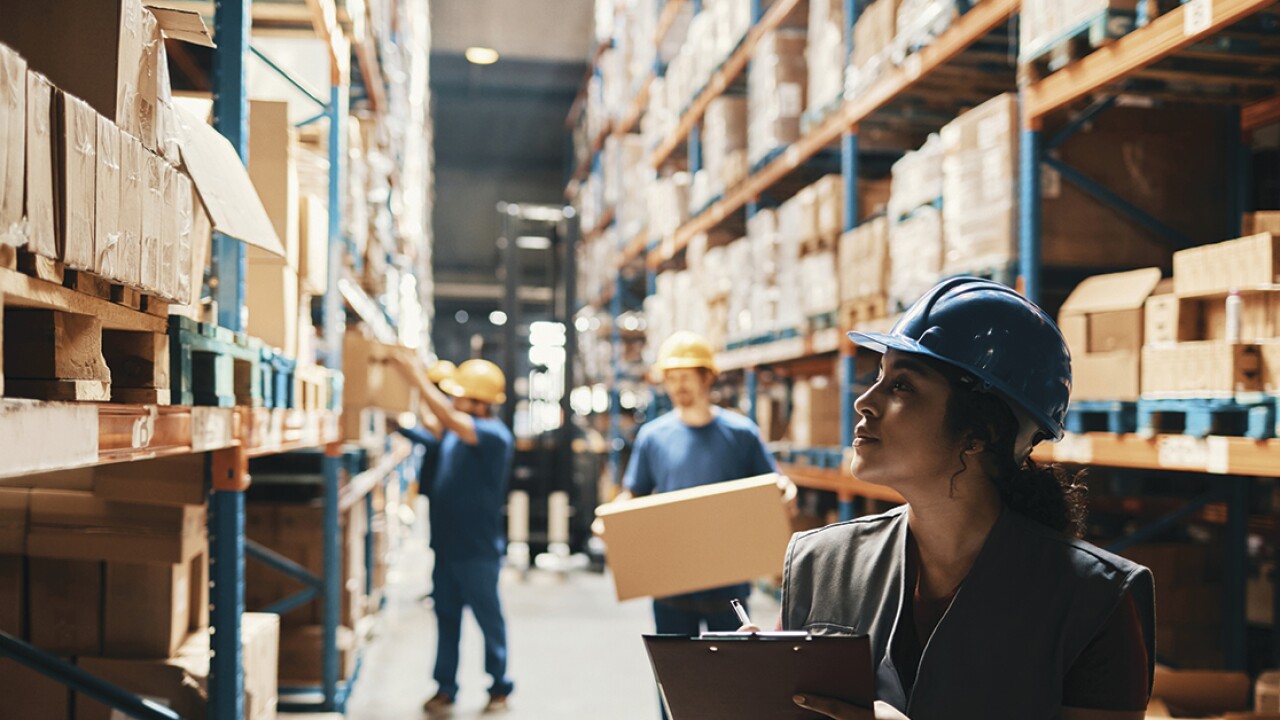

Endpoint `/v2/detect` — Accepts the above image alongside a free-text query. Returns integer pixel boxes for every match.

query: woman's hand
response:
[793,695,910,720]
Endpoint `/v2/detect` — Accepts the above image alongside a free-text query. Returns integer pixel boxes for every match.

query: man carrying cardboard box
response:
[392,354,515,717]
[606,332,789,634]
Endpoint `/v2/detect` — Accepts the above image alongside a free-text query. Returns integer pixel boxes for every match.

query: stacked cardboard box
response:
[700,96,749,205]
[748,29,807,167]
[838,216,890,319]
[1059,268,1162,401]
[342,330,420,440]
[790,376,842,446]
[807,0,846,115]
[940,93,1018,275]
[1020,0,1141,65]
[846,0,899,97]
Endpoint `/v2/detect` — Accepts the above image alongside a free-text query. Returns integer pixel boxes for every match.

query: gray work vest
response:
[782,505,1155,719]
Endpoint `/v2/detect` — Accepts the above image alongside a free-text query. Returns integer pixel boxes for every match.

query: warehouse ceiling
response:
[430,0,592,281]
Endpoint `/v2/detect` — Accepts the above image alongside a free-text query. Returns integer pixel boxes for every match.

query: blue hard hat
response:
[847,277,1072,442]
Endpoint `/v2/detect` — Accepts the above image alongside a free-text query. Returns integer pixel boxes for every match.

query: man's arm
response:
[390,352,480,445]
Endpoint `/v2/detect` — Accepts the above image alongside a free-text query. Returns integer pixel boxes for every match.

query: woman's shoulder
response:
[1007,509,1152,585]
[790,506,907,557]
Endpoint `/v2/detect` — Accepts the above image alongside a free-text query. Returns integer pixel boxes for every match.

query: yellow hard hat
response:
[654,331,718,378]
[427,360,457,384]
[440,359,507,404]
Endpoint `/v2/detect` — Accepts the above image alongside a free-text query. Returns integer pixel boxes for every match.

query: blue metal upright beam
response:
[1018,118,1042,305]
[210,3,249,719]
[689,122,703,174]
[322,450,343,710]
[1225,106,1245,240]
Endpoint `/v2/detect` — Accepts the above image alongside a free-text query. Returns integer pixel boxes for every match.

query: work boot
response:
[483,694,510,713]
[423,692,454,716]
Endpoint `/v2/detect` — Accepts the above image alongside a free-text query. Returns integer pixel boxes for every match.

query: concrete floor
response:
[321,503,780,719]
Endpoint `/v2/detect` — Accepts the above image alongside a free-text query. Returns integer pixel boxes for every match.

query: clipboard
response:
[643,632,875,720]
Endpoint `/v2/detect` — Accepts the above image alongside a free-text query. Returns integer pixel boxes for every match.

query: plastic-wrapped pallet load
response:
[702,95,749,200]
[0,45,26,245]
[748,29,807,168]
[1020,0,1140,66]
[616,135,651,241]
[940,92,1018,275]
[778,186,819,250]
[839,216,890,308]
[801,250,840,319]
[847,0,899,97]
[889,205,943,312]
[888,133,943,220]
[892,0,959,64]
[807,0,846,115]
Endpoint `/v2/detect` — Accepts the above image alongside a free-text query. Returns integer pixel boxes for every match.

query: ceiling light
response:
[465,47,499,65]
[489,310,508,326]
[516,235,552,250]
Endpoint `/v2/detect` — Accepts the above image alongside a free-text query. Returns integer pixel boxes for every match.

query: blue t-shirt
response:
[397,425,440,496]
[624,409,778,496]
[402,417,515,561]
[623,409,778,605]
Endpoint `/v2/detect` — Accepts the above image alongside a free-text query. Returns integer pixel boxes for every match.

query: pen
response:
[730,598,752,628]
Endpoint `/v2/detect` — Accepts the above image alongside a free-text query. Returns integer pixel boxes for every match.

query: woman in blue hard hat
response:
[780,277,1155,720]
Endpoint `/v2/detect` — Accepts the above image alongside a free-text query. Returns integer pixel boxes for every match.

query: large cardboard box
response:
[838,216,889,304]
[0,487,29,554]
[596,474,792,601]
[0,658,73,720]
[298,194,329,294]
[1244,211,1280,237]
[76,652,208,720]
[852,0,898,69]
[0,44,26,241]
[25,71,57,259]
[247,260,300,357]
[26,489,207,564]
[248,99,299,268]
[102,552,205,658]
[1141,341,1263,397]
[118,130,144,287]
[1174,233,1280,298]
[140,151,165,294]
[29,557,103,655]
[940,93,1018,275]
[791,376,842,446]
[342,331,418,430]
[159,162,180,300]
[94,453,206,506]
[1144,281,1197,345]
[0,554,23,635]
[1058,268,1162,401]
[57,91,97,270]
[278,623,356,685]
[95,115,123,278]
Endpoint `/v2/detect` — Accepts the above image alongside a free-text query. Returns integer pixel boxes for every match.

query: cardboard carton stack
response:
[0,7,281,305]
[807,0,846,116]
[1020,0,1142,67]
[846,0,899,97]
[698,96,749,209]
[748,29,808,168]
[342,330,420,443]
[0,459,279,720]
[939,93,1019,276]
[887,135,944,311]
[1058,268,1162,402]
[838,216,891,326]
[790,375,842,446]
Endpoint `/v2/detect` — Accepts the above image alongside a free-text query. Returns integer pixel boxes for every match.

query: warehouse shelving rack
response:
[570,0,1280,674]
[0,1,426,718]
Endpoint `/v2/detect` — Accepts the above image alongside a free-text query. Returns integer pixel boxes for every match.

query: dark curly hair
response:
[927,358,1088,538]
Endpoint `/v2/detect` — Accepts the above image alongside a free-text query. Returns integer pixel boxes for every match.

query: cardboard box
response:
[298,194,328,294]
[0,44,25,241]
[102,553,203,658]
[1261,341,1280,395]
[248,99,299,268]
[94,453,206,506]
[75,652,208,720]
[839,216,890,303]
[1245,211,1280,237]
[1144,281,1196,345]
[596,474,792,601]
[0,487,29,554]
[174,170,194,304]
[342,331,419,419]
[1141,341,1263,397]
[814,174,844,240]
[159,162,180,300]
[888,205,943,312]
[27,489,207,564]
[941,93,1018,274]
[0,554,22,636]
[94,115,122,278]
[57,91,97,270]
[1175,233,1280,298]
[25,71,57,259]
[791,376,842,446]
[1059,268,1162,401]
[118,130,144,287]
[852,0,898,69]
[141,150,164,293]
[29,557,103,655]
[278,623,355,685]
[0,657,73,720]
[247,260,300,357]
[163,611,279,720]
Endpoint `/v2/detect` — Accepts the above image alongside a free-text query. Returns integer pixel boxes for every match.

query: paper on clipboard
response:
[643,633,875,720]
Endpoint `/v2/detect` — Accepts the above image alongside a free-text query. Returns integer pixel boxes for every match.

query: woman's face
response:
[850,350,968,491]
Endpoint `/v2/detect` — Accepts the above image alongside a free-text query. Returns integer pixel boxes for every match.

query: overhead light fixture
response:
[516,235,552,250]
[489,310,508,326]
[465,47,499,65]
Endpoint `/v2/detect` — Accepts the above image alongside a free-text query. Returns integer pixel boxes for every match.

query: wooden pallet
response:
[840,296,889,332]
[9,246,168,317]
[1,249,170,403]
[1137,395,1278,439]
[294,364,332,413]
[169,316,262,408]
[1019,5,1145,82]
[1065,400,1138,434]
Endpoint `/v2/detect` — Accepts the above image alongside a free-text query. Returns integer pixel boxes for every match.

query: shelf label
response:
[192,407,234,452]
[1053,433,1093,464]
[1184,0,1212,36]
[130,406,158,449]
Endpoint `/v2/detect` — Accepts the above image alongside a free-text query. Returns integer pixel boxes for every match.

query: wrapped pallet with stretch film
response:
[940,93,1019,275]
[846,0,899,97]
[839,216,890,325]
[891,0,960,64]
[702,95,749,201]
[807,0,846,116]
[888,133,944,221]
[889,205,943,312]
[1020,0,1141,67]
[748,28,807,168]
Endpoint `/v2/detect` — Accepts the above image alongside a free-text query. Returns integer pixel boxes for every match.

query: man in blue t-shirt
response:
[393,354,516,717]
[614,332,782,638]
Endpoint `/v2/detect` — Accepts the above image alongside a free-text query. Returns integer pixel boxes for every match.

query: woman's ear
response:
[963,437,986,456]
